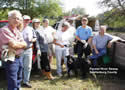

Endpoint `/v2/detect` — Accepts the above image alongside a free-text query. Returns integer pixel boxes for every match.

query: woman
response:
[32,18,54,80]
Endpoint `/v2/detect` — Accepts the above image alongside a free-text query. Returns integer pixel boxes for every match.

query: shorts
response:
[48,43,55,56]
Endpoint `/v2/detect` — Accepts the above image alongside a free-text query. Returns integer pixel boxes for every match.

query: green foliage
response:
[71,6,86,15]
[0,0,63,23]
[36,0,62,18]
[97,0,125,28]
[0,9,9,20]
[98,8,125,27]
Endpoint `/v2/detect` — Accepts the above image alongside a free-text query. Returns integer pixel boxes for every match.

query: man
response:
[89,25,118,66]
[75,17,93,59]
[41,19,56,64]
[66,18,76,44]
[54,21,70,77]
[22,15,37,88]
[0,10,27,90]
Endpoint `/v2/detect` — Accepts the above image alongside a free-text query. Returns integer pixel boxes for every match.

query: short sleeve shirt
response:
[0,25,24,58]
[93,33,113,49]
[75,26,93,40]
[54,30,70,49]
[22,26,35,48]
[41,26,56,43]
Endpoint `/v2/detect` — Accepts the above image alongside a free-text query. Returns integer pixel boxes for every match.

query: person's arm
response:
[75,36,81,41]
[35,31,40,50]
[107,34,120,48]
[53,39,64,48]
[31,38,37,43]
[75,27,81,41]
[87,37,93,44]
[92,36,99,54]
[87,27,93,43]
[107,37,119,48]
[30,29,37,43]
[0,29,27,50]
[8,40,27,49]
[93,44,99,54]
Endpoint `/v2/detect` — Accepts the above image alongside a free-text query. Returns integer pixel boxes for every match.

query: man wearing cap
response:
[22,15,37,88]
[75,17,93,60]
[0,10,27,90]
[41,19,56,65]
[54,21,70,77]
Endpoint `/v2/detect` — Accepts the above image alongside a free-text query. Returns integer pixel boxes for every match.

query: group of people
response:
[0,10,119,90]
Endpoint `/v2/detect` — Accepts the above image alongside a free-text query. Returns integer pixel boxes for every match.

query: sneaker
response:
[22,83,32,88]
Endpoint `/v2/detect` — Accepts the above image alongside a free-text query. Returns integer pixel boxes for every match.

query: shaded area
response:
[1,65,125,90]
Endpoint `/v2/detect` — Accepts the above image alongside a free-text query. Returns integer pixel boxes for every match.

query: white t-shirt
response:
[41,26,56,43]
[66,26,76,43]
[54,30,71,49]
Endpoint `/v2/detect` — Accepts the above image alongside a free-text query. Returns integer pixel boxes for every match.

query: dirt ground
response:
[1,60,125,90]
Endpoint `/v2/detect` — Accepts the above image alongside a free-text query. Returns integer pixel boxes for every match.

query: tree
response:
[98,8,125,27]
[98,0,125,14]
[0,0,63,22]
[71,6,86,15]
[97,0,125,27]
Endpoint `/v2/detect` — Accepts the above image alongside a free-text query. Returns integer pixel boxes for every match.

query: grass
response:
[1,57,125,90]
[21,57,101,90]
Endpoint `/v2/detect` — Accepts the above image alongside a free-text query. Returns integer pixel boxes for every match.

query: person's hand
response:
[81,40,86,44]
[60,45,64,48]
[107,42,112,48]
[31,38,37,42]
[95,50,99,54]
[83,43,88,48]
[37,50,41,56]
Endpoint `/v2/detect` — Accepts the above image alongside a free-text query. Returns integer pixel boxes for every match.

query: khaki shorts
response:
[48,43,55,56]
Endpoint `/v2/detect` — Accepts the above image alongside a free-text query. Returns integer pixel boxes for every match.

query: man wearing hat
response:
[75,17,93,60]
[54,21,71,77]
[22,15,37,88]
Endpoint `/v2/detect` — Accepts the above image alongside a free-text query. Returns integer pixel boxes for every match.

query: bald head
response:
[99,25,107,35]
[100,25,106,32]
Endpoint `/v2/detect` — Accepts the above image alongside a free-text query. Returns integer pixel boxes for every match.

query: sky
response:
[61,0,107,16]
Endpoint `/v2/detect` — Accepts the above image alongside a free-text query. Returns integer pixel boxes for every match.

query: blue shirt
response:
[75,26,93,40]
[93,33,113,49]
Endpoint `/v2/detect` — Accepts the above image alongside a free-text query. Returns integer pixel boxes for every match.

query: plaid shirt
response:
[0,25,25,58]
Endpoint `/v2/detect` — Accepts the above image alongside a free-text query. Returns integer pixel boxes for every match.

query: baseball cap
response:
[43,19,49,23]
[32,19,40,23]
[62,21,70,27]
[23,15,31,20]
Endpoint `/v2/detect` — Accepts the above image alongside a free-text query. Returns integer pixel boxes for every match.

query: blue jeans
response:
[22,48,32,84]
[90,48,106,66]
[55,48,67,75]
[5,57,23,90]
